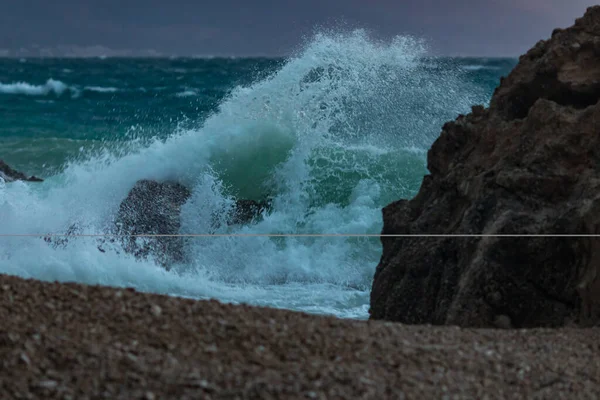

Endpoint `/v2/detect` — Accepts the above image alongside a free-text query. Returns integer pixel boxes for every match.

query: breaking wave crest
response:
[0,30,486,318]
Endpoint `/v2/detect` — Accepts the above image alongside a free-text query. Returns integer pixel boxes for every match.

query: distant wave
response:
[461,64,500,71]
[0,79,70,96]
[176,89,197,97]
[84,86,119,93]
[0,79,125,96]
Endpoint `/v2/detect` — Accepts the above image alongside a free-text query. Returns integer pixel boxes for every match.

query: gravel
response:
[1,273,599,399]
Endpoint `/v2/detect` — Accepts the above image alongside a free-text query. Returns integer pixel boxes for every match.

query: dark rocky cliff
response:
[370,7,600,328]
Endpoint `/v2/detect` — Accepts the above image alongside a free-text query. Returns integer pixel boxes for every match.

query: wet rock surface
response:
[45,179,272,268]
[370,7,600,328]
[113,180,271,267]
[228,198,271,226]
[114,180,192,268]
[0,160,43,183]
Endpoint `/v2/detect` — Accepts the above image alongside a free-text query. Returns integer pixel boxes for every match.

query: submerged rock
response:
[228,199,271,225]
[114,180,191,268]
[113,180,271,268]
[0,160,43,182]
[44,179,272,268]
[370,7,600,328]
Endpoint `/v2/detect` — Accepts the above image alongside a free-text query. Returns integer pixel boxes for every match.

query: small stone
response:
[494,315,513,329]
[37,380,58,389]
[205,344,218,353]
[150,304,162,317]
[20,352,31,365]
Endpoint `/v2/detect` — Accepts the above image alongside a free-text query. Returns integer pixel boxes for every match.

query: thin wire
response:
[2,234,600,238]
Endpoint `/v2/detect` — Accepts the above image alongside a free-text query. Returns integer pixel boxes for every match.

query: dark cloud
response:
[0,1,596,56]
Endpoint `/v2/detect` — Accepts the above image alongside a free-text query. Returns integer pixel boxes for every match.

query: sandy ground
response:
[0,273,598,399]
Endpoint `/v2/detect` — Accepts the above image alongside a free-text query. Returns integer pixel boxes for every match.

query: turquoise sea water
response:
[0,32,516,318]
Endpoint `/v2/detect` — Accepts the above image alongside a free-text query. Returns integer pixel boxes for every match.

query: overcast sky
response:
[1,1,597,57]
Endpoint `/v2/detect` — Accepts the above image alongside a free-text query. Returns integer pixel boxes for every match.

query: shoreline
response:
[1,273,599,398]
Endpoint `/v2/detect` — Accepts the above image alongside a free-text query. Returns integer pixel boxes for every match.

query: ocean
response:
[0,32,517,319]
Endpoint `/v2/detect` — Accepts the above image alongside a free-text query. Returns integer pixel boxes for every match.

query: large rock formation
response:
[370,7,600,328]
[0,160,43,182]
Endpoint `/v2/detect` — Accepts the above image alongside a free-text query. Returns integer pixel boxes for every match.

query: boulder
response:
[112,180,271,268]
[45,179,271,267]
[114,180,191,268]
[370,7,600,328]
[0,160,43,182]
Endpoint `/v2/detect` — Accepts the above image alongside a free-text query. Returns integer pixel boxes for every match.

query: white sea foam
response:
[84,86,119,93]
[176,89,198,97]
[0,80,123,97]
[0,79,70,96]
[462,64,500,71]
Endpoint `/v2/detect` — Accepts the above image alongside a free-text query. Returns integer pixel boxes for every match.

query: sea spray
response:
[0,30,491,318]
